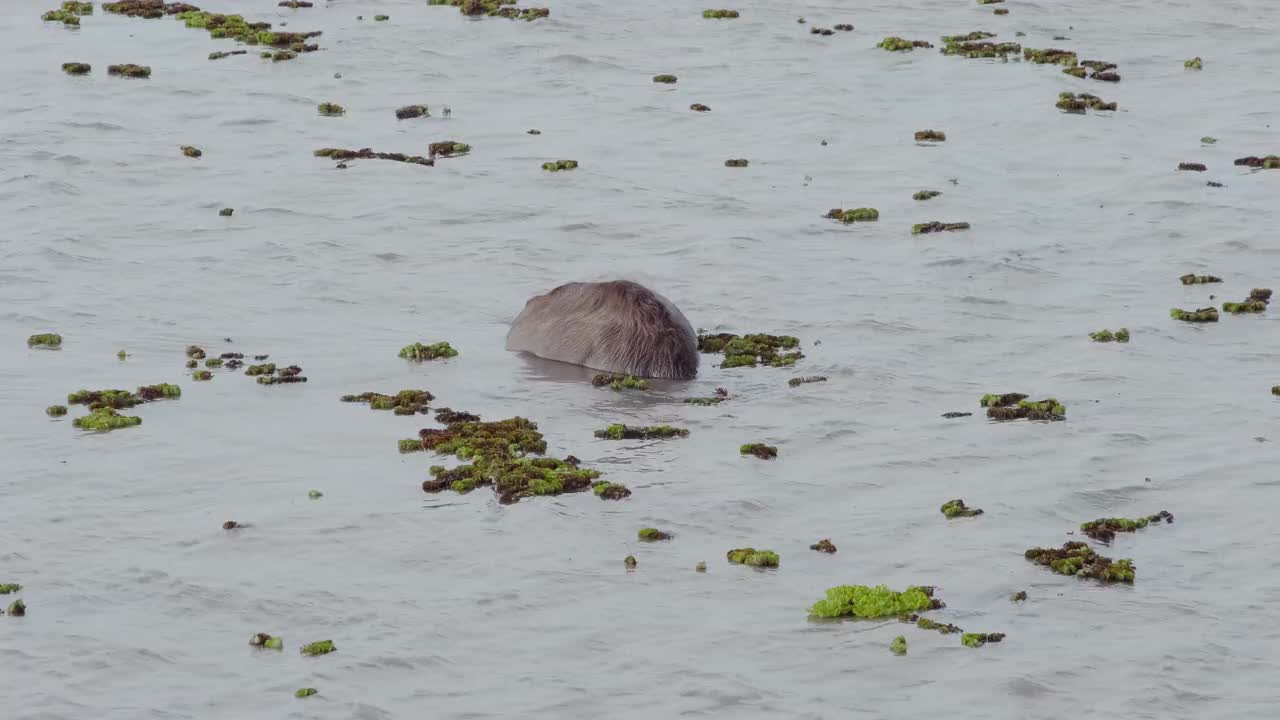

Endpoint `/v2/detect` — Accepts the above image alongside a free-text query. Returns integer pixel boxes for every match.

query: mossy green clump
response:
[1011,590,1027,602]
[73,407,142,431]
[1180,273,1222,285]
[825,207,879,223]
[1063,66,1087,78]
[1223,299,1268,314]
[205,357,223,368]
[912,616,963,634]
[317,102,345,116]
[1170,307,1218,322]
[890,636,907,655]
[300,639,335,656]
[541,159,579,171]
[591,373,649,390]
[42,9,82,25]
[1090,328,1130,342]
[192,370,212,381]
[1185,57,1202,69]
[400,438,425,453]
[46,405,68,417]
[0,584,21,594]
[913,190,941,201]
[940,499,983,518]
[250,633,284,649]
[117,349,128,359]
[941,39,1021,58]
[1056,92,1116,112]
[740,443,777,459]
[982,394,1065,421]
[940,31,995,43]
[62,62,92,75]
[809,584,939,619]
[244,362,275,376]
[68,384,177,409]
[961,632,1006,648]
[428,142,470,158]
[1201,136,1217,144]
[28,333,62,348]
[697,331,803,368]
[295,688,318,698]
[690,103,711,112]
[653,74,678,83]
[1081,510,1173,542]
[594,424,689,440]
[1025,541,1135,582]
[1273,385,1280,396]
[912,221,970,234]
[980,393,1027,408]
[8,599,27,616]
[624,555,637,568]
[877,36,933,51]
[108,64,151,78]
[977,0,1004,4]
[914,130,946,142]
[374,14,389,20]
[639,527,671,541]
[702,9,739,18]
[727,548,779,568]
[399,341,458,360]
[788,375,827,387]
[342,389,434,415]
[1024,47,1077,65]
[308,490,323,499]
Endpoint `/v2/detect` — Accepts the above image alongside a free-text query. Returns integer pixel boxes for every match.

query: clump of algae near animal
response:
[698,331,802,368]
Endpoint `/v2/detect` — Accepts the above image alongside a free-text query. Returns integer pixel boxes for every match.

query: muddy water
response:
[4,0,1280,717]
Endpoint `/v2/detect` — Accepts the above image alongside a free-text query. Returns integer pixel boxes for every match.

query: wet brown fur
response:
[506,280,699,379]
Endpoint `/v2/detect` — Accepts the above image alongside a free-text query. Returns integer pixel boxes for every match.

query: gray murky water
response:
[4,0,1280,717]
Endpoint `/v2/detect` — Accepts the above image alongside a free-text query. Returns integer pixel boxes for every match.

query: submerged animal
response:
[506,280,699,379]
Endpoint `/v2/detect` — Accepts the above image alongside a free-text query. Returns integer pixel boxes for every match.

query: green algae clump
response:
[1090,328,1130,342]
[317,102,345,116]
[42,9,82,25]
[108,64,151,78]
[1025,541,1134,582]
[542,159,579,171]
[702,9,739,18]
[639,527,671,541]
[1056,92,1116,113]
[940,498,983,518]
[808,584,939,619]
[1081,510,1173,542]
[295,688,318,698]
[726,548,779,568]
[788,375,827,387]
[0,584,21,594]
[878,37,933,51]
[591,373,648,390]
[8,599,26,616]
[698,331,802,367]
[1180,273,1221,285]
[429,141,471,159]
[890,636,907,655]
[1025,47,1076,65]
[250,633,283,649]
[28,333,62,348]
[343,389,434,415]
[595,424,689,440]
[46,405,68,417]
[684,396,724,405]
[399,341,458,360]
[192,370,212,381]
[913,190,941,201]
[374,14,389,20]
[982,393,1064,421]
[825,207,879,223]
[653,74,677,83]
[300,639,335,656]
[1185,57,1203,69]
[624,555,637,568]
[810,538,837,553]
[962,632,1005,648]
[73,407,142,431]
[62,62,92,75]
[592,481,631,500]
[740,443,777,459]
[1170,307,1218,322]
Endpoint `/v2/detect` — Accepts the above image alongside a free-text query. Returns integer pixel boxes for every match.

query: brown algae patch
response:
[913,190,941,201]
[702,9,739,18]
[809,585,943,619]
[740,443,777,459]
[653,74,678,83]
[1222,288,1270,314]
[28,333,62,348]
[912,221,970,234]
[940,499,983,518]
[788,375,827,387]
[981,393,1065,421]
[318,102,345,116]
[428,142,471,159]
[1170,307,1218,322]
[1180,274,1221,285]
[591,373,649,390]
[108,64,152,78]
[1234,155,1280,169]
[697,331,803,368]
[724,159,749,167]
[1025,541,1134,582]
[1056,92,1116,113]
[1089,328,1130,342]
[542,160,579,171]
[395,105,429,119]
[427,0,549,21]
[639,528,672,541]
[62,62,92,75]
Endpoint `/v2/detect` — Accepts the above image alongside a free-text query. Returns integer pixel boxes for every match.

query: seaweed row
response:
[399,341,459,360]
[542,160,579,171]
[28,333,62,348]
[1080,511,1173,542]
[594,424,689,440]
[1056,92,1117,113]
[315,148,432,166]
[1222,288,1271,314]
[67,384,181,410]
[914,130,946,142]
[877,37,933,52]
[684,387,729,405]
[914,190,941,201]
[696,331,803,368]
[1089,328,1130,342]
[727,548,779,567]
[102,4,325,63]
[740,443,777,459]
[1181,274,1221,285]
[342,389,435,416]
[912,221,970,234]
[1024,541,1134,582]
[42,2,94,25]
[426,0,549,22]
[825,207,879,223]
[981,393,1065,421]
[1170,307,1218,322]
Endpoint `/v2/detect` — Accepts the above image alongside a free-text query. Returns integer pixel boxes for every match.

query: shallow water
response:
[4,0,1280,717]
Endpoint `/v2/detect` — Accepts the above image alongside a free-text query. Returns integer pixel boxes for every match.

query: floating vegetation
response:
[698,331,802,368]
[981,393,1065,421]
[395,104,429,120]
[28,333,62,348]
[107,63,152,78]
[308,490,323,499]
[993,7,1008,14]
[429,141,471,159]
[0,584,21,594]
[1178,162,1207,172]
[341,389,434,415]
[877,37,933,52]
[788,375,827,387]
[740,443,777,459]
[685,388,728,405]
[825,207,879,223]
[1024,47,1076,65]
[219,208,233,216]
[7,599,26,616]
[940,499,983,518]
[250,633,284,650]
[913,190,941,201]
[624,555,637,568]
[1010,590,1027,602]
[399,341,458,361]
[46,405,67,417]
[193,370,213,381]
[314,148,433,166]
[639,528,671,541]
[690,103,711,112]
[724,158,749,167]
[374,14,389,20]
[1089,328,1130,342]
[434,408,480,425]
[42,9,82,25]
[1234,155,1280,169]
[1081,511,1173,542]
[941,31,996,43]
[181,145,202,158]
[1170,307,1218,322]
[68,384,180,410]
[317,102,345,116]
[426,0,549,21]
[834,23,853,31]
[912,221,970,234]
[1185,57,1202,69]
[653,74,677,84]
[208,50,247,60]
[702,9,739,18]
[62,62,91,75]
[223,520,241,529]
[594,424,689,440]
[891,636,907,655]
[727,548,779,568]
[541,159,579,171]
[1056,92,1116,113]
[810,27,833,36]
[73,407,143,431]
[593,481,631,500]
[400,438,425,453]
[420,417,606,504]
[591,373,648,391]
[808,585,942,619]
[300,639,335,656]
[1180,273,1221,285]
[103,1,198,18]
[810,538,837,553]
[1025,541,1134,582]
[295,688,318,698]
[962,632,1006,648]
[1222,289,1270,313]
[914,130,946,142]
